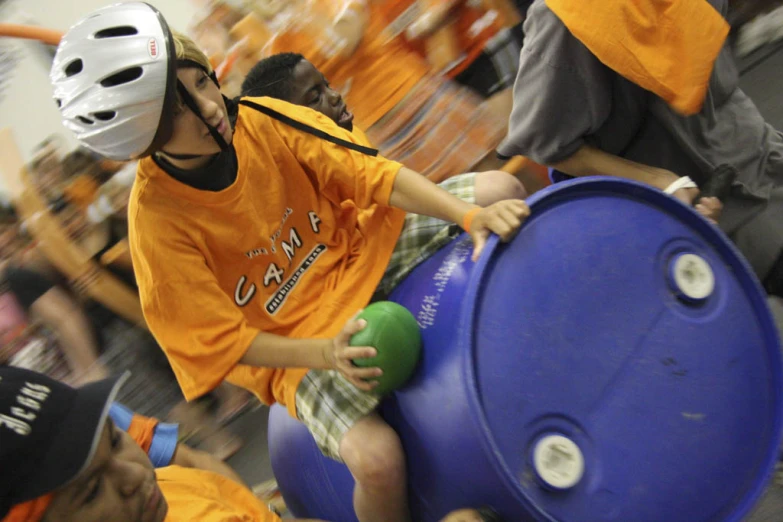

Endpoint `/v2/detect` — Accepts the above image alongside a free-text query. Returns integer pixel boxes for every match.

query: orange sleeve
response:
[127,414,158,454]
[130,217,260,401]
[156,466,284,522]
[248,98,403,209]
[1,495,52,522]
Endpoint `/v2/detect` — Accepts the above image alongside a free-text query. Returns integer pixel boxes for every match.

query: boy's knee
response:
[475,170,527,206]
[340,421,406,488]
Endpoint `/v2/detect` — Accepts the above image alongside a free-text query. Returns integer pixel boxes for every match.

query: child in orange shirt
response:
[0,368,503,522]
[51,5,528,522]
[241,52,527,208]
[406,0,525,99]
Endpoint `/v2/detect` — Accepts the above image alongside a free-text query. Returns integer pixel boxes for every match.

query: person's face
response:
[161,67,234,163]
[43,419,168,522]
[289,60,354,130]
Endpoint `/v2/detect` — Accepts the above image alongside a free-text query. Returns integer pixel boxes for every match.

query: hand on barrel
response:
[326,312,382,391]
[470,200,530,261]
[672,187,723,224]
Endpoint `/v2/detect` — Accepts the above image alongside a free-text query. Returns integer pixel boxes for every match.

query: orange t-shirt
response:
[268,0,430,129]
[158,466,281,522]
[129,97,406,418]
[444,0,504,78]
[126,414,281,522]
[129,413,282,522]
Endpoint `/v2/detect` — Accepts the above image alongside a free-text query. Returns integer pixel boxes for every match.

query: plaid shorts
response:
[295,172,477,460]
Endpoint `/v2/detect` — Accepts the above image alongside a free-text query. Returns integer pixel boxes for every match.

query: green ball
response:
[350,301,422,395]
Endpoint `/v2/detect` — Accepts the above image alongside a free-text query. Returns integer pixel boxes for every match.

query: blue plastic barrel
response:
[268,177,782,522]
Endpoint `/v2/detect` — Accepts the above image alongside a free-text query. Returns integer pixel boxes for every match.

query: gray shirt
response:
[499,0,783,278]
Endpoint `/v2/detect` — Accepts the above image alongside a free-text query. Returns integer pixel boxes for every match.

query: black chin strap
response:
[160,61,229,160]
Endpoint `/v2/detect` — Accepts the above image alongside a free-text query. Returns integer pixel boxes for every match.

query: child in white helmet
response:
[51,3,526,521]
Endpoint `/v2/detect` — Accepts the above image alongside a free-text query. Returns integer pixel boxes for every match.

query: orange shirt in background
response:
[269,0,430,129]
[129,98,406,418]
[443,0,504,78]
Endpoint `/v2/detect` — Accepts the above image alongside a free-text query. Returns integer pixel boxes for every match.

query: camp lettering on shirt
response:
[129,98,406,418]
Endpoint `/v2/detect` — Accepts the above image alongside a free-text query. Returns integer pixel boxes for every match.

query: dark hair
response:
[241,53,305,101]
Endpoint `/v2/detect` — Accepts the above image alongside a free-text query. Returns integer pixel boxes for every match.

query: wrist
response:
[653,169,681,191]
[320,338,336,369]
[663,176,697,195]
[461,206,482,233]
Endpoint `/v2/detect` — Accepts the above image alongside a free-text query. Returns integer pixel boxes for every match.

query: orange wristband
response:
[462,207,481,233]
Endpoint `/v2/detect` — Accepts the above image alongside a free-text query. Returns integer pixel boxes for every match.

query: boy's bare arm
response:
[552,144,680,190]
[240,333,334,369]
[239,321,382,391]
[389,167,478,224]
[550,144,720,214]
[388,167,530,260]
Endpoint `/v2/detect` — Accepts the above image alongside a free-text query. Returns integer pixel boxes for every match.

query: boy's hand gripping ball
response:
[350,301,422,395]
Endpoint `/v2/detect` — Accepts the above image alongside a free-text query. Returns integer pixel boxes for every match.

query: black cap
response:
[0,367,128,517]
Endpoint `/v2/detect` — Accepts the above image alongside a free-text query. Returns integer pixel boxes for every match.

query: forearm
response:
[388,167,478,225]
[239,332,332,370]
[172,444,247,486]
[552,145,679,190]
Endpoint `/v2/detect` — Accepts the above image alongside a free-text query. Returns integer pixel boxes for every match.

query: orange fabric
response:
[127,414,158,454]
[462,207,481,233]
[158,466,281,521]
[545,0,729,115]
[129,98,406,418]
[268,0,430,129]
[1,495,52,522]
[424,0,504,78]
[63,175,99,210]
[0,24,62,46]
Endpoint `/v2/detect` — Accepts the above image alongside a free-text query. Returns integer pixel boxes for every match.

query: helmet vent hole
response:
[94,26,138,38]
[55,99,62,108]
[93,111,116,121]
[64,59,83,77]
[100,67,143,87]
[77,116,94,125]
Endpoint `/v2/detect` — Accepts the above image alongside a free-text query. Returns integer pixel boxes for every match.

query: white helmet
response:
[51,2,178,160]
